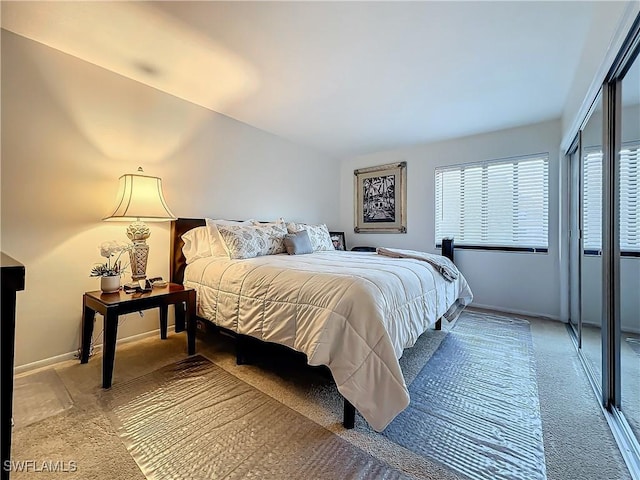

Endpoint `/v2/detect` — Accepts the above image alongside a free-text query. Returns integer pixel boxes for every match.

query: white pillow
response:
[181,226,212,264]
[205,218,253,257]
[217,223,287,259]
[286,222,334,251]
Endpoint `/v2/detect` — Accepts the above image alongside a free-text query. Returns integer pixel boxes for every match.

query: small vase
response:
[100,275,121,293]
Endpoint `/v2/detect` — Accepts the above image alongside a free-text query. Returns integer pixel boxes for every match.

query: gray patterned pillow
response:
[283,230,314,255]
[217,223,287,259]
[286,223,334,251]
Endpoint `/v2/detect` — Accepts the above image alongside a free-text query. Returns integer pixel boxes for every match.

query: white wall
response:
[561,1,639,148]
[1,31,340,368]
[339,120,562,319]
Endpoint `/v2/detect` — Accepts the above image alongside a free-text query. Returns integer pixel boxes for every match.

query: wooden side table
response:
[80,283,196,388]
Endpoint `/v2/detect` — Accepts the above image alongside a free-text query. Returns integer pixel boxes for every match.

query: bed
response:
[170,218,473,432]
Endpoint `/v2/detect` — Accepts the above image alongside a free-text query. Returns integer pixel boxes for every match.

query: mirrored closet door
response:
[567,17,640,469]
[618,50,639,445]
[576,92,604,384]
[568,147,581,341]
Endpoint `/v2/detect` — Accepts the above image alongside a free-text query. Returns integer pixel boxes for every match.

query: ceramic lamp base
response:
[127,221,151,281]
[129,242,149,281]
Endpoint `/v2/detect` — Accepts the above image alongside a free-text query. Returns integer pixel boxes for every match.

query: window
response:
[435,153,549,251]
[583,142,640,255]
[583,147,603,253]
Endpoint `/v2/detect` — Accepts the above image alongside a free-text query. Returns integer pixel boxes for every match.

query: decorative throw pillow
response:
[181,226,212,264]
[286,223,334,251]
[205,218,253,257]
[216,223,287,259]
[283,230,313,255]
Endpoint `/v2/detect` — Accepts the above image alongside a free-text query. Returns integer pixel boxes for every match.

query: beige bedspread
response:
[184,250,473,431]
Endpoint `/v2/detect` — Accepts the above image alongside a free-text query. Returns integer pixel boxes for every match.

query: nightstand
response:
[80,283,196,388]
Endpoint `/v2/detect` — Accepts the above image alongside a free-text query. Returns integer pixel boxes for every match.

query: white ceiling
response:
[2,1,599,157]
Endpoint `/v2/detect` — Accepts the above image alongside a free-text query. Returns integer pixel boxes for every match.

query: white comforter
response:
[184,250,473,431]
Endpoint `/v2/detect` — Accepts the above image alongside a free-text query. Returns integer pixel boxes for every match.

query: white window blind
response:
[620,144,639,252]
[583,143,640,253]
[583,147,603,252]
[435,154,549,250]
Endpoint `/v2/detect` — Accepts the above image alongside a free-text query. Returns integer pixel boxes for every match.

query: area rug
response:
[100,355,409,480]
[383,311,547,480]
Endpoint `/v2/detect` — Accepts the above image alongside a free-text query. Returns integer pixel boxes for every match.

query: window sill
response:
[435,244,548,254]
[584,250,640,258]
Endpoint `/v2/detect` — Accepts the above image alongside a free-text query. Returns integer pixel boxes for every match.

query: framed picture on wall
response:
[354,161,407,233]
[329,231,346,251]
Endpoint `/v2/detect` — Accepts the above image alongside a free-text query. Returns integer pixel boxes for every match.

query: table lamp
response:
[103,167,176,281]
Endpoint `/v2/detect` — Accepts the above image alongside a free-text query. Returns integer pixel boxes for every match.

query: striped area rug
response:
[383,311,547,480]
[100,355,409,480]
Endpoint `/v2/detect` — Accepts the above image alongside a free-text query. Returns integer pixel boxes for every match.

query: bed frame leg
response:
[343,398,355,429]
[236,335,248,365]
[435,318,442,331]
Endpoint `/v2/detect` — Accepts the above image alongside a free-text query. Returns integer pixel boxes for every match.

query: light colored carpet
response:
[9,309,632,479]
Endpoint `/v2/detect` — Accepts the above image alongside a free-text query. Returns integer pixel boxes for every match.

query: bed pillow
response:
[283,230,314,255]
[286,222,334,251]
[181,226,212,264]
[205,218,253,257]
[216,223,287,259]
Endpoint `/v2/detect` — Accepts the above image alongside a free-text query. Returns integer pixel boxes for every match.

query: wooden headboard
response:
[170,218,206,285]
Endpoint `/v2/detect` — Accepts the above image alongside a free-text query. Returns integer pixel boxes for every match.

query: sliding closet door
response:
[568,146,581,339]
[618,52,639,442]
[566,15,640,474]
[580,92,604,383]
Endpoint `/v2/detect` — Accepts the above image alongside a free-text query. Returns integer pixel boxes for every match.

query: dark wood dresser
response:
[1,253,25,480]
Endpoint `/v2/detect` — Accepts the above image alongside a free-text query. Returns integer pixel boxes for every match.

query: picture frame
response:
[354,161,407,233]
[329,231,346,251]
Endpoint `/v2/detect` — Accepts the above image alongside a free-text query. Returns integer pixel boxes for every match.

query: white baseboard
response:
[14,328,164,375]
[14,351,79,376]
[469,303,561,322]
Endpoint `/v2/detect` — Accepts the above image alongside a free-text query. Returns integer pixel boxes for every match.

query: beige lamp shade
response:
[103,167,175,281]
[103,167,175,222]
